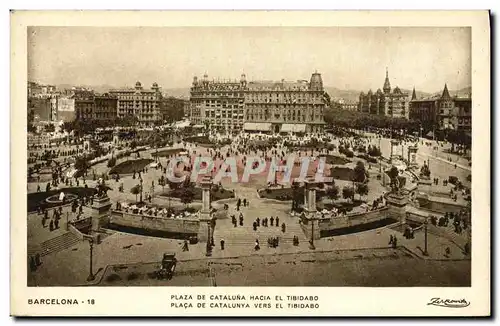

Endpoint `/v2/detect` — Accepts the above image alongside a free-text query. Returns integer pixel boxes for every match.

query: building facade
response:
[28,81,57,99]
[94,94,118,121]
[74,90,96,121]
[358,69,410,119]
[337,99,358,111]
[189,72,327,133]
[109,81,163,125]
[56,96,76,122]
[409,84,472,134]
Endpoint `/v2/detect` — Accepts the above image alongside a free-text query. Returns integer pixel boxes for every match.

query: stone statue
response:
[390,176,400,193]
[96,178,109,198]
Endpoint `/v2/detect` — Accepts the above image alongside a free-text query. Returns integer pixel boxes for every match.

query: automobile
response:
[155,252,177,280]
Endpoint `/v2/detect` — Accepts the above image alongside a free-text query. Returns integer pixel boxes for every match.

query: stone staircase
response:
[27,232,80,257]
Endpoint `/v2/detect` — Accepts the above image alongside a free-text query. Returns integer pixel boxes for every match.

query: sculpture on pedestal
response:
[388,166,401,194]
[95,178,109,198]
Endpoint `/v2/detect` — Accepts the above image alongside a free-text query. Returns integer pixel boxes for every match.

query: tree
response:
[44,123,55,133]
[342,186,354,202]
[180,187,195,208]
[27,108,36,133]
[130,184,141,203]
[356,183,369,200]
[326,185,340,201]
[291,181,302,211]
[353,161,367,183]
[74,157,89,173]
[107,157,117,168]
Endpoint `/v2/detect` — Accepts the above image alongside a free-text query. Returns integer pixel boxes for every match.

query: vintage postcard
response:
[10,10,490,316]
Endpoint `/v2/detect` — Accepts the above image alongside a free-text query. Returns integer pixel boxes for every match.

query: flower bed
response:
[108,159,154,175]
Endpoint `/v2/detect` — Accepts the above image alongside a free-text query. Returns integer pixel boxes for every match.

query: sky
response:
[28,26,471,93]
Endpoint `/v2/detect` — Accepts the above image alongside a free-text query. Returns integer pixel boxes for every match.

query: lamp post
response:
[379,136,382,173]
[206,220,212,257]
[423,217,429,256]
[86,238,95,282]
[139,179,143,203]
[309,218,316,250]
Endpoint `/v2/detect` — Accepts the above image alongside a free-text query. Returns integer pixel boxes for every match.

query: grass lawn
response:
[330,166,354,181]
[151,148,185,157]
[27,187,97,212]
[258,187,326,201]
[323,154,351,165]
[160,186,235,201]
[109,159,154,175]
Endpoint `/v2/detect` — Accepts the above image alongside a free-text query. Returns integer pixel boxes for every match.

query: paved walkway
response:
[26,140,471,286]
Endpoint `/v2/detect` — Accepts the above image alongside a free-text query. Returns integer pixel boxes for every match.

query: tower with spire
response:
[441,83,451,99]
[383,67,391,94]
[411,87,417,101]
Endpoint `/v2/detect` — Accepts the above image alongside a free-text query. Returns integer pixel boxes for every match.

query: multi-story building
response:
[109,81,163,125]
[189,72,327,134]
[73,90,119,122]
[28,97,51,122]
[410,84,472,134]
[74,90,96,121]
[94,93,118,121]
[337,99,358,111]
[358,69,410,119]
[28,81,57,99]
[56,96,76,122]
[183,100,191,118]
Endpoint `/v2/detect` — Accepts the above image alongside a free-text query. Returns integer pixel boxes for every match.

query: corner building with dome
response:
[189,72,328,134]
[109,81,163,124]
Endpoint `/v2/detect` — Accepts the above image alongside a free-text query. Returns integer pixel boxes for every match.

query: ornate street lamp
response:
[86,237,95,282]
[423,217,429,256]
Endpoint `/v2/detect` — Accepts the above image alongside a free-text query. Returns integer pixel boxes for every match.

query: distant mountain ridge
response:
[53,83,471,102]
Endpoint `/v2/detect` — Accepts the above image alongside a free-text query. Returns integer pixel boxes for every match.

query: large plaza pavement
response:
[26,134,471,286]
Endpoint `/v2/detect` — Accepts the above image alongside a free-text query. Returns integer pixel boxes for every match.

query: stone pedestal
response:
[386,191,409,225]
[91,195,112,240]
[197,176,214,243]
[301,178,321,240]
[407,145,418,166]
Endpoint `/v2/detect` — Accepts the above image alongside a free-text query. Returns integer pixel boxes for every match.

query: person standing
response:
[254,239,260,251]
[275,217,279,227]
[256,217,260,227]
[220,239,225,250]
[270,216,274,227]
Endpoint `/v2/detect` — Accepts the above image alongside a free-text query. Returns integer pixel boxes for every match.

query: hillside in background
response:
[53,83,471,102]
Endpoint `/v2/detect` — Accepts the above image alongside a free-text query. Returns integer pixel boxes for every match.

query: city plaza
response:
[26,122,471,286]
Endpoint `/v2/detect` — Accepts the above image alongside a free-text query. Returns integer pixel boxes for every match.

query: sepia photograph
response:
[11,10,490,316]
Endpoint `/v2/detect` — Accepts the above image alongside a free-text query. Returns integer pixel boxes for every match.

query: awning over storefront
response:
[280,124,306,133]
[243,122,272,132]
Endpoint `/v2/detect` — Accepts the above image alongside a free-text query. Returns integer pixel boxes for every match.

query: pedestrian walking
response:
[254,239,260,251]
[275,217,279,226]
